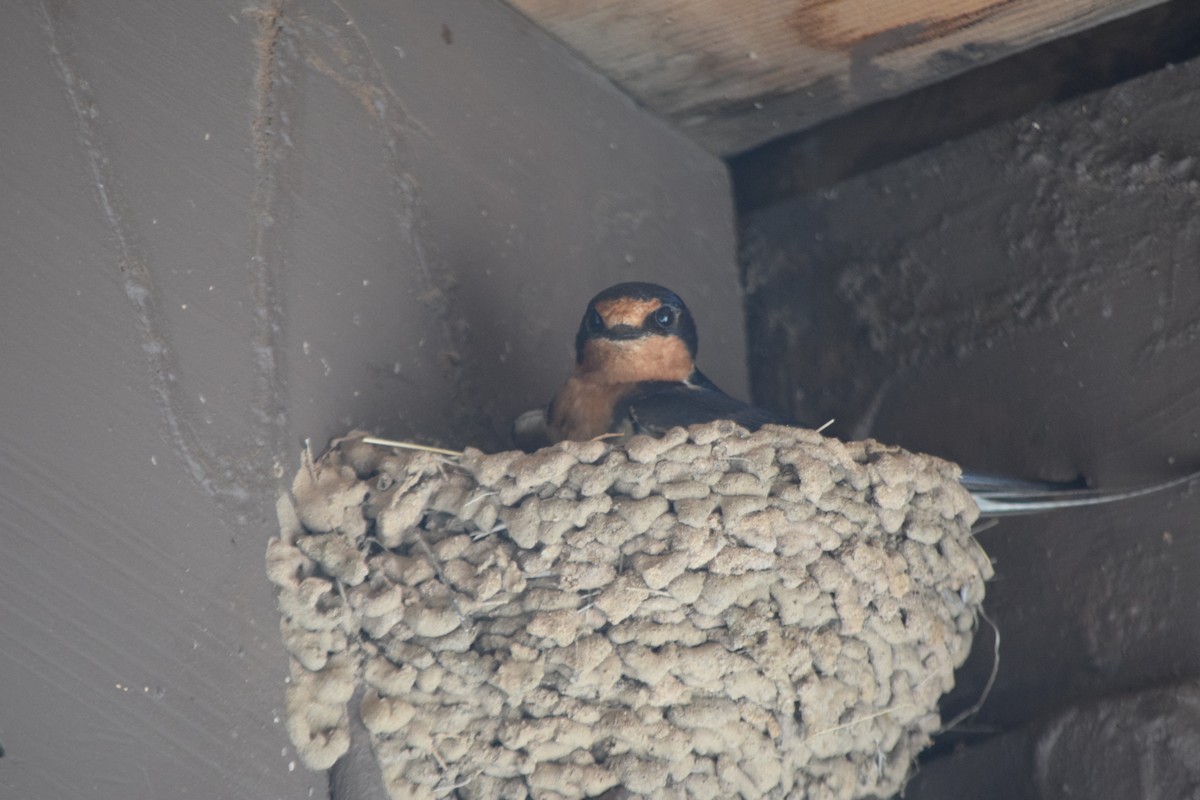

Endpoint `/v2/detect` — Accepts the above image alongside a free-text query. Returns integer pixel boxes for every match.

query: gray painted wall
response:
[0,2,745,797]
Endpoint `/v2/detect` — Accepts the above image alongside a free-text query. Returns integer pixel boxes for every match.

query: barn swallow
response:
[513,282,1198,516]
[511,282,785,451]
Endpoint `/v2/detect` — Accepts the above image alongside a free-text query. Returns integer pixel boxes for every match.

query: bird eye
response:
[585,309,604,332]
[652,306,677,329]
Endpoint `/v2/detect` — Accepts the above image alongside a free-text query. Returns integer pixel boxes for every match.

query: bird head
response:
[573,282,698,383]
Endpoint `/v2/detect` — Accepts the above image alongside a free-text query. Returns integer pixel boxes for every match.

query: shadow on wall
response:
[735,19,1200,800]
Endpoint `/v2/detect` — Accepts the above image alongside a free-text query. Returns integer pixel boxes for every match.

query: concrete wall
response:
[740,50,1200,799]
[0,2,745,798]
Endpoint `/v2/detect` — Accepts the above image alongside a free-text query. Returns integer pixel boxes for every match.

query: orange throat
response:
[577,336,693,384]
[548,336,694,442]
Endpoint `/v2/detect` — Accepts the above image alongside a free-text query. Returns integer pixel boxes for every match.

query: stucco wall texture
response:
[0,2,744,798]
[741,51,1200,800]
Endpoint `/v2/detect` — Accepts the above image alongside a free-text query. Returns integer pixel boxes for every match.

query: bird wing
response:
[619,378,790,437]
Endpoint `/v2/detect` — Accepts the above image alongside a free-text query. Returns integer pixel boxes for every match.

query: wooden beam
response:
[505,0,1169,155]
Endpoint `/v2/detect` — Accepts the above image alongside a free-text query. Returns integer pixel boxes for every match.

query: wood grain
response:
[506,0,1168,154]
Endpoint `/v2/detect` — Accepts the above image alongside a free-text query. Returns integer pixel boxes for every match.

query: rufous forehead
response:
[594,297,662,327]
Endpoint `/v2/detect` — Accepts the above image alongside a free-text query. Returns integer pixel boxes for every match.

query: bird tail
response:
[962,468,1199,517]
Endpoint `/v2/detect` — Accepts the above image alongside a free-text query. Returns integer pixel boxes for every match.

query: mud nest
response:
[267,422,991,800]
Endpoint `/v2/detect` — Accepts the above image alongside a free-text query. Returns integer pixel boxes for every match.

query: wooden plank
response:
[505,0,1169,155]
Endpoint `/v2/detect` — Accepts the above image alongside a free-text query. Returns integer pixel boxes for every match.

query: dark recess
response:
[730,2,1200,797]
[731,0,1200,213]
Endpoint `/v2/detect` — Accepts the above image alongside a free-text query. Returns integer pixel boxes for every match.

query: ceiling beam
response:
[505,0,1171,155]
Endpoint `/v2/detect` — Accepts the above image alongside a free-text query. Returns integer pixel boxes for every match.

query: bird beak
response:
[604,324,643,340]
